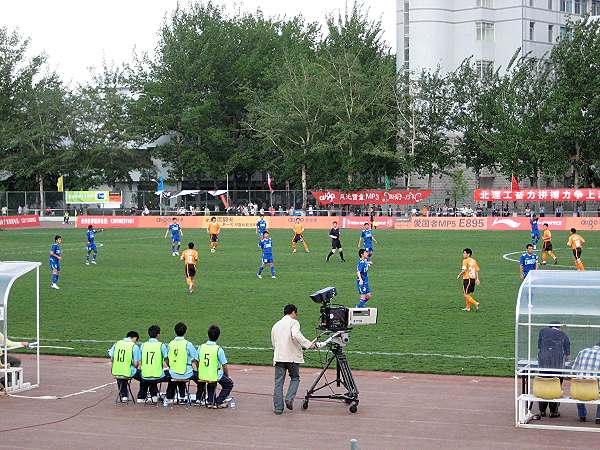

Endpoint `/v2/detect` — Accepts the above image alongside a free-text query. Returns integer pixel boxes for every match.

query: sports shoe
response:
[175,252,180,256]
[285,399,293,410]
[541,261,547,266]
[85,261,90,266]
[533,245,537,250]
[595,418,600,424]
[271,276,276,279]
[461,308,470,312]
[120,397,129,403]
[579,416,587,422]
[554,258,558,265]
[292,249,297,253]
[91,260,97,265]
[211,249,216,253]
[51,283,60,290]
[549,412,560,418]
[172,252,176,256]
[136,398,146,404]
[256,274,262,279]
[216,402,229,409]
[151,396,159,403]
[306,250,310,253]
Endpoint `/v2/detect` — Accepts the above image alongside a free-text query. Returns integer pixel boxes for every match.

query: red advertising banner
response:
[312,190,431,205]
[475,188,600,202]
[0,215,40,228]
[487,216,566,231]
[394,217,487,230]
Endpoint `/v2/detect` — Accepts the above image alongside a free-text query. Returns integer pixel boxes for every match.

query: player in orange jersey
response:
[291,218,310,253]
[456,248,480,312]
[180,242,199,293]
[207,216,221,253]
[541,223,558,266]
[567,228,585,271]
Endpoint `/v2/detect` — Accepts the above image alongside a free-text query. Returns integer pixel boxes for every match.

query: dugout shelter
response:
[516,270,600,432]
[0,261,41,392]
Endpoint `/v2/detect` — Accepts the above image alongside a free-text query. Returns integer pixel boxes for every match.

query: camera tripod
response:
[302,342,359,413]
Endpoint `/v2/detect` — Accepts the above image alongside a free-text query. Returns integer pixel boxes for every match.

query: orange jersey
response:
[181,249,198,265]
[462,257,479,280]
[568,233,585,249]
[293,224,303,235]
[208,223,221,235]
[542,229,552,242]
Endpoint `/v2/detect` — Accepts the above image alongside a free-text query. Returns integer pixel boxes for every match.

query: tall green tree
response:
[547,18,600,187]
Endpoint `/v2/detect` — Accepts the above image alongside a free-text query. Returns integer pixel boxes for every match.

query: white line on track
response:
[7,381,116,400]
[12,337,513,361]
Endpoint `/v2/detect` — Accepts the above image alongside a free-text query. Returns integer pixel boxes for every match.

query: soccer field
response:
[2,226,597,376]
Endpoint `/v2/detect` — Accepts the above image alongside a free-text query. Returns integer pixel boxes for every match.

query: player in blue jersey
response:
[530,214,540,250]
[358,222,377,256]
[164,218,183,256]
[519,244,539,280]
[356,249,372,307]
[85,225,104,265]
[256,215,268,243]
[49,235,63,290]
[257,231,276,279]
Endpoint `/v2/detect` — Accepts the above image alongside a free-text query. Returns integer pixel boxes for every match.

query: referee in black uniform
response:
[326,221,345,262]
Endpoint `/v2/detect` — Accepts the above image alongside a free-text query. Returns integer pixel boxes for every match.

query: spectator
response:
[288,206,294,216]
[108,331,142,402]
[269,206,275,216]
[1,206,7,216]
[524,205,531,217]
[555,205,562,217]
[539,205,545,217]
[204,205,210,216]
[571,341,600,423]
[17,205,22,215]
[533,322,570,419]
[142,205,150,216]
[196,325,233,408]
[308,205,314,216]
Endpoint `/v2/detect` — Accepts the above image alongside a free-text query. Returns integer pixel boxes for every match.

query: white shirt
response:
[271,315,312,364]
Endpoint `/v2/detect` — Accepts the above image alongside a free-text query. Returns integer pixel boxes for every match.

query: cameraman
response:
[271,304,315,414]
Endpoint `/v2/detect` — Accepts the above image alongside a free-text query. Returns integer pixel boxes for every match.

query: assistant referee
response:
[326,221,345,262]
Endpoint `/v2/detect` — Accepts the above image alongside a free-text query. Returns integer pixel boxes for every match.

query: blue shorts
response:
[531,231,540,240]
[172,236,181,243]
[262,255,274,264]
[49,260,60,272]
[356,280,370,295]
[87,243,97,252]
[365,247,373,254]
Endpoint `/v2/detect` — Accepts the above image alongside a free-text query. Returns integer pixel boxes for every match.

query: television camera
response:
[303,286,378,414]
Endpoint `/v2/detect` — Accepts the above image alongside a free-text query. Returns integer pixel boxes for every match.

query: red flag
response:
[511,175,520,191]
[267,173,274,193]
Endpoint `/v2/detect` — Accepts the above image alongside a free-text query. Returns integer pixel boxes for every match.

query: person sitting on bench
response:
[0,332,29,391]
[196,325,233,408]
[108,331,142,402]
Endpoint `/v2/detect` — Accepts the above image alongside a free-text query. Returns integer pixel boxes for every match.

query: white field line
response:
[7,381,115,400]
[12,337,512,361]
[502,248,597,270]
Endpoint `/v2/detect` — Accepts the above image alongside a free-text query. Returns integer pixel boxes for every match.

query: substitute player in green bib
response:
[138,325,170,403]
[108,331,142,402]
[165,322,198,403]
[196,325,233,408]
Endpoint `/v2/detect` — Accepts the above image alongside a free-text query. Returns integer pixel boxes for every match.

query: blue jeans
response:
[197,375,234,405]
[576,403,600,418]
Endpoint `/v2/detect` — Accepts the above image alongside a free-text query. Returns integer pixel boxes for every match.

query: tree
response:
[547,18,600,187]
[247,56,328,208]
[449,170,468,208]
[72,63,152,188]
[0,27,73,213]
[318,2,397,188]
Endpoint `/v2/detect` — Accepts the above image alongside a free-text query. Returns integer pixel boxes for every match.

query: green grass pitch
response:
[2,226,596,376]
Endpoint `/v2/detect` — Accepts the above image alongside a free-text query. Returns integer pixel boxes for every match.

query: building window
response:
[475,60,494,78]
[403,1,410,70]
[548,0,553,9]
[529,21,535,40]
[477,0,493,6]
[594,0,600,15]
[559,26,567,39]
[560,0,573,10]
[575,0,588,13]
[476,22,495,41]
[548,24,554,42]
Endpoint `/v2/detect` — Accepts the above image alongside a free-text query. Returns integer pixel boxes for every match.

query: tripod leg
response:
[305,352,336,400]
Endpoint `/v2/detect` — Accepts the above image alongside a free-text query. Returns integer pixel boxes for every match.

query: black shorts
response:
[331,239,342,249]
[463,279,476,294]
[185,264,196,278]
[573,248,582,259]
[543,241,553,252]
[210,234,219,243]
[293,234,303,243]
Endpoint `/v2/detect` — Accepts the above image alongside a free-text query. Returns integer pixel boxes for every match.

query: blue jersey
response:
[531,218,539,233]
[357,259,369,282]
[520,252,538,276]
[259,238,273,257]
[256,219,267,234]
[168,223,181,240]
[86,229,96,244]
[49,243,61,262]
[361,230,373,248]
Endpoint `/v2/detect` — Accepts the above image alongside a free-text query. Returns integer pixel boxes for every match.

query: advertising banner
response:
[0,215,40,228]
[312,190,431,205]
[474,188,600,202]
[565,217,600,231]
[66,191,110,204]
[486,217,566,231]
[395,217,487,230]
